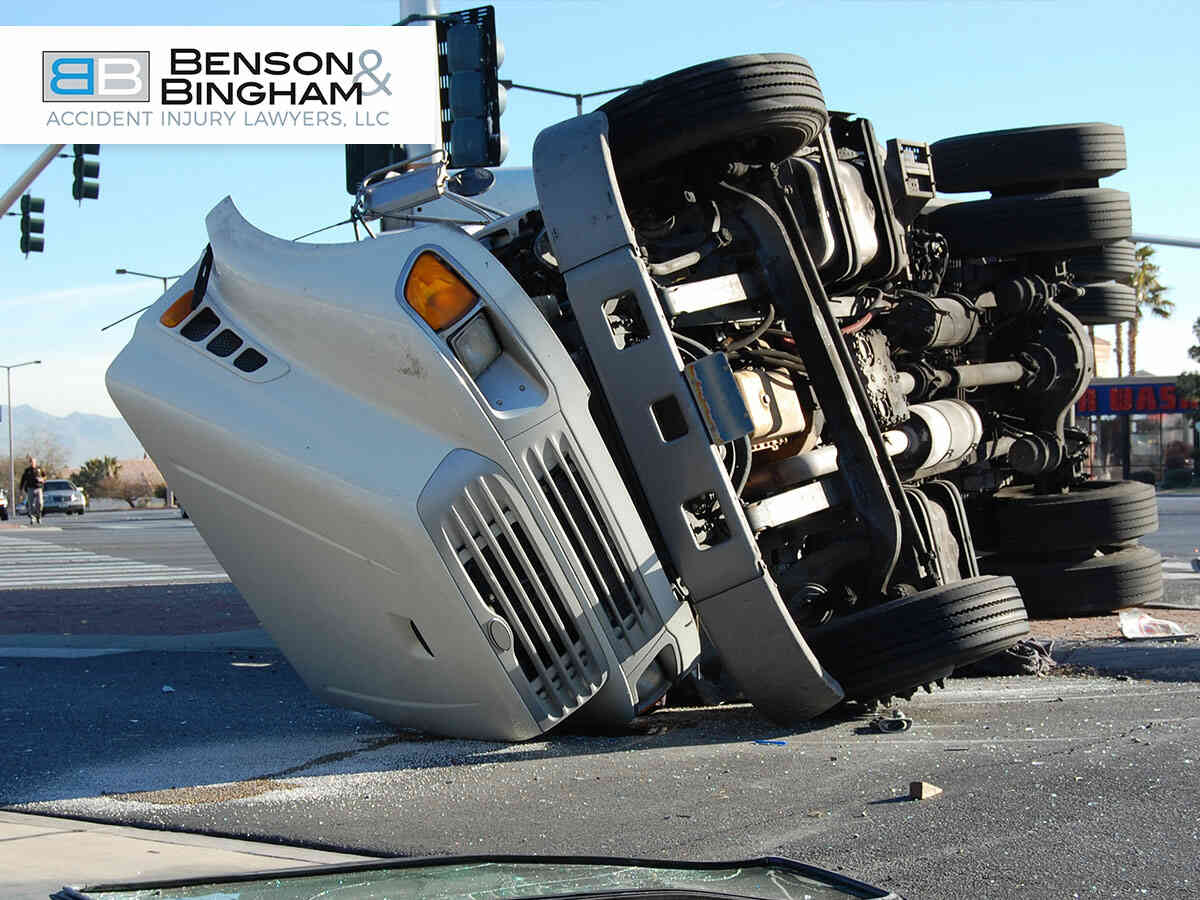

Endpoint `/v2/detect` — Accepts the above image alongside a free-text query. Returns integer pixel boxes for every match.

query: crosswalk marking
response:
[91,522,196,531]
[0,534,228,589]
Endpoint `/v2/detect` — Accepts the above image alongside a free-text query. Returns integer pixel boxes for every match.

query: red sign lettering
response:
[1136,386,1158,411]
[1110,387,1134,412]
[1159,385,1177,410]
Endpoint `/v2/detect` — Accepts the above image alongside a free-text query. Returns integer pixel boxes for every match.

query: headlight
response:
[449,312,502,379]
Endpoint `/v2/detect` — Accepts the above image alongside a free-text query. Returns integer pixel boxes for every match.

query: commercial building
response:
[1076,374,1197,485]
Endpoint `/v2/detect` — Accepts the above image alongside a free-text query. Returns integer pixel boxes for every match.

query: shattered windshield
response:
[83,859,887,900]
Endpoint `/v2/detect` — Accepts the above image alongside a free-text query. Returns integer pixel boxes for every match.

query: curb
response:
[1052,638,1200,682]
[0,810,373,900]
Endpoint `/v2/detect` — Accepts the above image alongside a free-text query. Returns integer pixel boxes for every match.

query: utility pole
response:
[4,360,42,516]
[379,0,441,233]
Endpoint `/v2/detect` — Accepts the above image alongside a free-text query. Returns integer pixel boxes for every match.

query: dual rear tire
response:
[925,187,1132,258]
[930,123,1126,194]
[1069,281,1137,325]
[982,544,1162,617]
[978,481,1162,618]
[925,123,1132,260]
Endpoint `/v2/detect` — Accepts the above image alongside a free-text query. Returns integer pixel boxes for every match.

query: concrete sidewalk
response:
[0,810,375,899]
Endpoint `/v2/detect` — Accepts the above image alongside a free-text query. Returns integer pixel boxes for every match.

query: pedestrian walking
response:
[19,456,45,525]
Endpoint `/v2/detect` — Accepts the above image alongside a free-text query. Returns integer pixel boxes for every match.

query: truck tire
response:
[599,54,827,182]
[802,575,1029,702]
[926,188,1132,258]
[930,123,1126,194]
[1071,240,1137,281]
[982,544,1162,617]
[988,480,1158,552]
[1070,281,1137,325]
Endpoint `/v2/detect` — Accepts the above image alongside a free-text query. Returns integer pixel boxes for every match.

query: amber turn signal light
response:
[160,290,196,328]
[404,252,478,331]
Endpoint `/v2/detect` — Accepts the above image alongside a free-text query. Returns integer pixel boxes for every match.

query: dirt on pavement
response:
[1028,608,1200,641]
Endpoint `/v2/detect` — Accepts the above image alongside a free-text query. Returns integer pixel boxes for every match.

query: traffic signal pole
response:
[379,0,439,233]
[1,145,64,218]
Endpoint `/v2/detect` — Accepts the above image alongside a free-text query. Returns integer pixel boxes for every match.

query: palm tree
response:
[1115,320,1124,377]
[1126,244,1173,374]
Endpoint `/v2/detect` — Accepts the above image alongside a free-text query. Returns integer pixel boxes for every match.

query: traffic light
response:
[72,144,100,201]
[344,144,409,195]
[438,6,506,169]
[18,194,44,255]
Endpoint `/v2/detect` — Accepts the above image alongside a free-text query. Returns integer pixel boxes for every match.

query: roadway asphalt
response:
[3,656,1198,899]
[1143,493,1200,559]
[2,504,1200,898]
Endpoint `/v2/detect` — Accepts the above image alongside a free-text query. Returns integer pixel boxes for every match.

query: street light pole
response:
[104,268,183,332]
[112,269,182,510]
[115,268,176,293]
[499,80,643,116]
[3,360,42,518]
[113,267,186,511]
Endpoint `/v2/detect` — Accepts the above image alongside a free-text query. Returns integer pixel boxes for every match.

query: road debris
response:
[753,739,787,746]
[955,639,1055,677]
[909,780,943,801]
[161,685,176,693]
[870,708,912,733]
[1118,609,1195,641]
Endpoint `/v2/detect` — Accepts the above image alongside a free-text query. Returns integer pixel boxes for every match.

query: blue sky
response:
[3,0,1199,416]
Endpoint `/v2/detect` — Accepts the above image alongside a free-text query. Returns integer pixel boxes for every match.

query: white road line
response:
[90,522,196,530]
[0,534,228,588]
[1,562,177,571]
[0,647,133,658]
[1160,559,1200,582]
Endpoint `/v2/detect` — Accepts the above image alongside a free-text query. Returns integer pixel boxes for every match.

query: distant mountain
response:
[2,405,145,468]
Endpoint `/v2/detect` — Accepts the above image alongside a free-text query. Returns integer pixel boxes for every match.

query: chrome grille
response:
[445,473,601,721]
[525,435,656,656]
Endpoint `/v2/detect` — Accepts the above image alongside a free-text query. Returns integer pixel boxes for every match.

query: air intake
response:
[524,435,655,654]
[445,474,602,721]
[234,348,268,372]
[206,329,244,358]
[181,307,220,342]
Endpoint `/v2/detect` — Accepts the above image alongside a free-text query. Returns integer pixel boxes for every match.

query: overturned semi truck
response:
[109,53,1156,740]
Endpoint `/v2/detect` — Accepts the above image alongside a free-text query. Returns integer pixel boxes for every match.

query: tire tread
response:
[803,576,1029,701]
